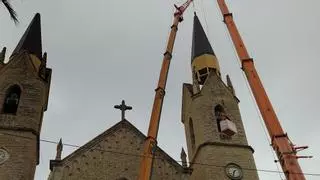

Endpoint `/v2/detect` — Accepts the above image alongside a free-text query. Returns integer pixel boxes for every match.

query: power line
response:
[1,131,319,177]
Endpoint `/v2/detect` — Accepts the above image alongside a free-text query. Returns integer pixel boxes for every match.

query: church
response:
[0,12,259,180]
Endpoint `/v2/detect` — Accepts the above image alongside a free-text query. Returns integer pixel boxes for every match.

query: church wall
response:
[152,149,189,180]
[196,72,249,146]
[49,122,188,180]
[0,130,37,180]
[181,84,194,159]
[190,145,258,180]
[0,53,49,180]
[184,73,251,160]
[0,54,47,132]
[182,72,259,180]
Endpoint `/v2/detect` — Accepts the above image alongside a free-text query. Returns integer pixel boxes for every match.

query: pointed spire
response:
[0,47,6,63]
[55,138,63,160]
[226,74,235,95]
[180,147,187,168]
[191,13,215,61]
[190,13,221,84]
[11,13,42,59]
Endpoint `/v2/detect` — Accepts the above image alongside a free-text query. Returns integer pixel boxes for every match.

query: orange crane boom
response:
[138,1,193,179]
[216,0,306,179]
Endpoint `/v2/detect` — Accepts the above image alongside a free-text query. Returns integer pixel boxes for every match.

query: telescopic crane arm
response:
[216,0,307,179]
[138,1,193,179]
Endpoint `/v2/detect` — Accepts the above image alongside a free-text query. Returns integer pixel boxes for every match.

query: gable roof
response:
[57,119,184,170]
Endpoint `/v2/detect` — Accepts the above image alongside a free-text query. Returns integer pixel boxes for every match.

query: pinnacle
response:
[55,138,63,160]
[180,147,186,157]
[57,138,63,149]
[0,47,6,63]
[226,74,233,88]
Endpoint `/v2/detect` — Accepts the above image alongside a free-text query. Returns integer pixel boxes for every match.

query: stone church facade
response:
[0,13,259,180]
[48,120,190,180]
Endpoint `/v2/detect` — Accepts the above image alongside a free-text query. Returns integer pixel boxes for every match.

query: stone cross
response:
[114,100,132,121]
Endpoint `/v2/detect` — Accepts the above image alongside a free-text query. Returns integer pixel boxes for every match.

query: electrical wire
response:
[0,131,319,177]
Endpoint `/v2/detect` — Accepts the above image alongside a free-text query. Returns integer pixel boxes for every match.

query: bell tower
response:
[181,14,259,180]
[0,13,51,180]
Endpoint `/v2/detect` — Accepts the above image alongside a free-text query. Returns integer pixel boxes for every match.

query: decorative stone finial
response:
[55,138,63,160]
[180,147,187,168]
[39,52,47,79]
[0,47,6,63]
[226,74,235,95]
[42,52,47,62]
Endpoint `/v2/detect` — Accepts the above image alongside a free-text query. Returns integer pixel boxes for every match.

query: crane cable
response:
[192,0,196,13]
[211,1,285,179]
[199,0,211,37]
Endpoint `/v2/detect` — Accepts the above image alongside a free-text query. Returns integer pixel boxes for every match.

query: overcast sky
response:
[1,0,320,179]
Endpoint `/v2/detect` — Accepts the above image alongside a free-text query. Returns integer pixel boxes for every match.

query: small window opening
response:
[200,76,207,83]
[3,85,21,114]
[214,105,227,132]
[198,68,208,75]
[189,118,196,150]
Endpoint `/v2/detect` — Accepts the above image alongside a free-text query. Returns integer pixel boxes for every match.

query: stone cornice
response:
[190,141,255,167]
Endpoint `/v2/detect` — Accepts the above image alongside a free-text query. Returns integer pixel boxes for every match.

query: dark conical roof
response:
[191,13,215,61]
[11,13,42,59]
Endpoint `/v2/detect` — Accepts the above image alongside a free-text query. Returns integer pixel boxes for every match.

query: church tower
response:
[181,14,259,179]
[0,13,51,180]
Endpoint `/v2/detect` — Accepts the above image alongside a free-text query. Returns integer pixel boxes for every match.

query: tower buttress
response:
[0,13,52,180]
[181,14,259,180]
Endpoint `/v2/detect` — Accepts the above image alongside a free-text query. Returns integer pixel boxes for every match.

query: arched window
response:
[3,85,21,114]
[189,118,195,150]
[214,105,227,132]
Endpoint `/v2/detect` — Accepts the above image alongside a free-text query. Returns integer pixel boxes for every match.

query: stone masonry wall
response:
[182,71,259,180]
[190,145,258,180]
[0,130,37,180]
[49,121,189,180]
[0,53,49,180]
